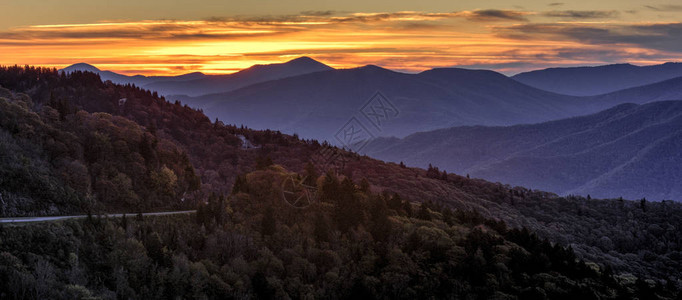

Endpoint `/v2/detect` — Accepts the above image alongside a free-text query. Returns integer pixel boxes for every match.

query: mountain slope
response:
[176,66,591,141]
[513,62,682,96]
[364,101,682,200]
[60,57,333,97]
[145,56,334,96]
[595,76,682,106]
[61,63,206,87]
[3,66,682,289]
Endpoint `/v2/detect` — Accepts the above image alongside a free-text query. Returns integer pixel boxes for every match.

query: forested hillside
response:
[0,84,200,216]
[1,66,681,299]
[1,167,674,299]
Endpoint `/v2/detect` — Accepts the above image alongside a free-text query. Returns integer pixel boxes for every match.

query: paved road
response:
[0,210,196,224]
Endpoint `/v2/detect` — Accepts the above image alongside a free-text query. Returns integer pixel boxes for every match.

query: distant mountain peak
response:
[245,56,333,73]
[286,56,318,64]
[356,64,393,72]
[283,56,333,70]
[61,63,101,73]
[420,67,502,76]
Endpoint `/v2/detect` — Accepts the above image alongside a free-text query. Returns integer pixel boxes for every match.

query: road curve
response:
[0,210,196,224]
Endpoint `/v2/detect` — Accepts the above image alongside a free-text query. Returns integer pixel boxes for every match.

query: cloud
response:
[300,10,338,17]
[330,11,461,23]
[203,11,461,26]
[0,20,292,41]
[542,10,619,19]
[496,22,682,52]
[463,9,529,22]
[1,10,680,76]
[644,5,682,11]
[548,3,564,6]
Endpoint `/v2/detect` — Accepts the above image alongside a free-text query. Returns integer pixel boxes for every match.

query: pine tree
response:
[321,171,340,202]
[255,155,273,170]
[313,212,330,243]
[304,162,318,186]
[359,178,370,193]
[640,198,647,212]
[334,177,362,232]
[403,199,413,217]
[417,202,431,220]
[442,207,454,226]
[261,206,276,236]
[232,175,248,194]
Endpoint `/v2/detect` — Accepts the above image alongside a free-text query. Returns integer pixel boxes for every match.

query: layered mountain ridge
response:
[364,101,682,200]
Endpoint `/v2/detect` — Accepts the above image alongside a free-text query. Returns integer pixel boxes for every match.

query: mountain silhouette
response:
[60,57,333,96]
[145,56,333,96]
[364,100,682,200]
[513,62,682,96]
[175,64,682,142]
[175,65,590,141]
[60,63,206,87]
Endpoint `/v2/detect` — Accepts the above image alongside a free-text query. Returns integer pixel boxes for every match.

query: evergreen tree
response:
[303,162,318,186]
[261,206,276,236]
[442,207,455,226]
[232,175,248,194]
[403,199,413,217]
[417,202,431,220]
[359,178,370,193]
[640,198,647,212]
[320,171,340,202]
[255,155,273,170]
[313,212,330,243]
[334,177,362,232]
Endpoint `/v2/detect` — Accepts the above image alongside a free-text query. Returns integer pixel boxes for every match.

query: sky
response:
[1,0,681,75]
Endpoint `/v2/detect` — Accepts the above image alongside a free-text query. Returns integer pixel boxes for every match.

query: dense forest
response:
[1,167,674,299]
[0,66,681,299]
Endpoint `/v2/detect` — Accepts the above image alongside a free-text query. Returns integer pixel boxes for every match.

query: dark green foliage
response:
[359,177,371,193]
[402,198,413,217]
[320,171,340,202]
[333,177,363,232]
[0,90,200,215]
[313,212,330,243]
[426,163,441,179]
[303,162,318,186]
[255,155,273,170]
[369,195,391,243]
[417,202,431,220]
[231,175,248,195]
[2,169,669,300]
[442,207,455,226]
[261,206,276,236]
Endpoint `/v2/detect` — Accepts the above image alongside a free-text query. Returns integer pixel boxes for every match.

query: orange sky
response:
[1,3,682,75]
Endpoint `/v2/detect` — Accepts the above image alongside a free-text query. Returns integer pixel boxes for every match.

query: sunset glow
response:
[2,3,681,75]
